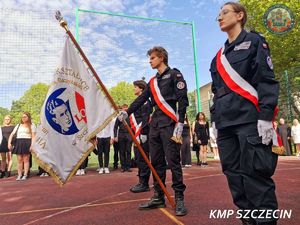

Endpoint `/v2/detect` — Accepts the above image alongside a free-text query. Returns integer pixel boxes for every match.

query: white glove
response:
[212,122,218,139]
[140,134,147,143]
[257,120,273,145]
[118,110,128,121]
[173,122,184,138]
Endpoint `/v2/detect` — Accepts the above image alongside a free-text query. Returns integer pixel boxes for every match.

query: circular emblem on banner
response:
[45,88,87,135]
[263,4,295,35]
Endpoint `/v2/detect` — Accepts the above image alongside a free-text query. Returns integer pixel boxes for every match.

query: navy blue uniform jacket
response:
[127,67,189,127]
[210,30,279,129]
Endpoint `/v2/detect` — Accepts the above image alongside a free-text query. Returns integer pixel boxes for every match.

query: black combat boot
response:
[175,193,187,216]
[256,221,277,225]
[241,218,256,225]
[130,177,150,193]
[139,192,165,210]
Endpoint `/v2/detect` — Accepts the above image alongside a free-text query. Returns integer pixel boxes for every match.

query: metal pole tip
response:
[55,10,63,21]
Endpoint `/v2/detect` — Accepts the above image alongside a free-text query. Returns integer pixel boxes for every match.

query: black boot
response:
[130,183,150,193]
[241,218,256,225]
[175,193,187,216]
[139,192,165,210]
[131,177,150,193]
[0,172,5,179]
[256,221,277,225]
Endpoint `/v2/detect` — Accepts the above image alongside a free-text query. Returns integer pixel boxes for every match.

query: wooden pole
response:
[55,11,176,209]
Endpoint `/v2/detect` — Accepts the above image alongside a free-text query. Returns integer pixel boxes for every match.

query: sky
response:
[0,0,229,109]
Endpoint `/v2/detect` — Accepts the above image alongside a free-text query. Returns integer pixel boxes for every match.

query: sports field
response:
[0,157,299,225]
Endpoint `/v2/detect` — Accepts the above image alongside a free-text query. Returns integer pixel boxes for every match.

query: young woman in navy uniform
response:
[211,2,279,225]
[119,46,189,216]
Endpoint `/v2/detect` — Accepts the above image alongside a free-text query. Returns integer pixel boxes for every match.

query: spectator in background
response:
[191,119,200,165]
[76,156,89,176]
[114,104,132,172]
[209,125,219,160]
[97,118,114,174]
[8,112,36,181]
[291,119,300,157]
[0,115,15,178]
[278,118,291,156]
[194,112,210,166]
[180,115,192,168]
[112,117,119,170]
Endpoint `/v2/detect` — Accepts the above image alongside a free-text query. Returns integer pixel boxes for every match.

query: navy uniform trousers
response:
[134,138,151,180]
[149,122,186,197]
[217,122,278,223]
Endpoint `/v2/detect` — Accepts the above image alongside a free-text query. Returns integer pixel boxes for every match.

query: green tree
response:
[239,0,300,119]
[187,91,197,122]
[10,83,49,124]
[109,81,136,107]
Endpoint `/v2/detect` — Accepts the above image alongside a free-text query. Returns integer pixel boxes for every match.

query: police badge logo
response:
[263,4,295,35]
[45,88,87,135]
[177,81,185,89]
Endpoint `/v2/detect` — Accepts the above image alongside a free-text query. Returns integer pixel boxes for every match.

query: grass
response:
[4,147,214,173]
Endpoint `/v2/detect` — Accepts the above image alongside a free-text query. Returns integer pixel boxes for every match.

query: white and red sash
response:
[216,46,260,112]
[216,46,283,148]
[149,76,178,122]
[129,114,142,137]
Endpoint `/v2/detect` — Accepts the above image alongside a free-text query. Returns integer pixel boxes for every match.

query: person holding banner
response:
[211,2,279,225]
[119,46,189,216]
[129,79,152,193]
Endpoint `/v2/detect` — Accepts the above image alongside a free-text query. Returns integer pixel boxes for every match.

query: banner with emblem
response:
[32,36,118,186]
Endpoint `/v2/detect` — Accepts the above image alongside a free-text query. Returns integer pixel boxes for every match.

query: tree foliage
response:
[239,0,300,120]
[109,81,136,107]
[187,92,197,122]
[10,83,49,124]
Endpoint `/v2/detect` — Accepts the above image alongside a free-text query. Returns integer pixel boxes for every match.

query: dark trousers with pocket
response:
[134,137,151,182]
[217,122,278,223]
[119,135,132,170]
[149,123,186,197]
[97,137,111,168]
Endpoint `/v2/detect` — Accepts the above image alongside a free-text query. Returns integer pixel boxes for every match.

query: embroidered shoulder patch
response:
[177,81,185,89]
[176,74,182,78]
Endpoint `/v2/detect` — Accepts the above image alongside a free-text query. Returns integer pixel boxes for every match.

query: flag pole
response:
[55,11,176,209]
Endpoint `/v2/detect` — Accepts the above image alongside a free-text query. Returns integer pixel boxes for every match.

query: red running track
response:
[0,157,299,225]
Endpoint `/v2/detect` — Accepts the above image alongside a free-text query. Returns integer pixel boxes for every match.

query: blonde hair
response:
[3,115,12,125]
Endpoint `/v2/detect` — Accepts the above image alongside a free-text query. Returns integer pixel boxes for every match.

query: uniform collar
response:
[156,66,170,79]
[224,29,247,53]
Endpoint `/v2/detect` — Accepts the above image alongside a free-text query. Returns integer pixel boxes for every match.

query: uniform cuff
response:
[258,109,274,121]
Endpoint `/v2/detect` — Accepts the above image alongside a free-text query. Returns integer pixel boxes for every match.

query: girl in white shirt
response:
[8,112,36,180]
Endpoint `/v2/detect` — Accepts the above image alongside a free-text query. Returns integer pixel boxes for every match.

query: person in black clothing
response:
[130,79,152,193]
[114,104,132,172]
[118,46,189,216]
[211,2,279,225]
[180,115,192,167]
[0,115,15,178]
[194,112,210,166]
[112,117,119,170]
